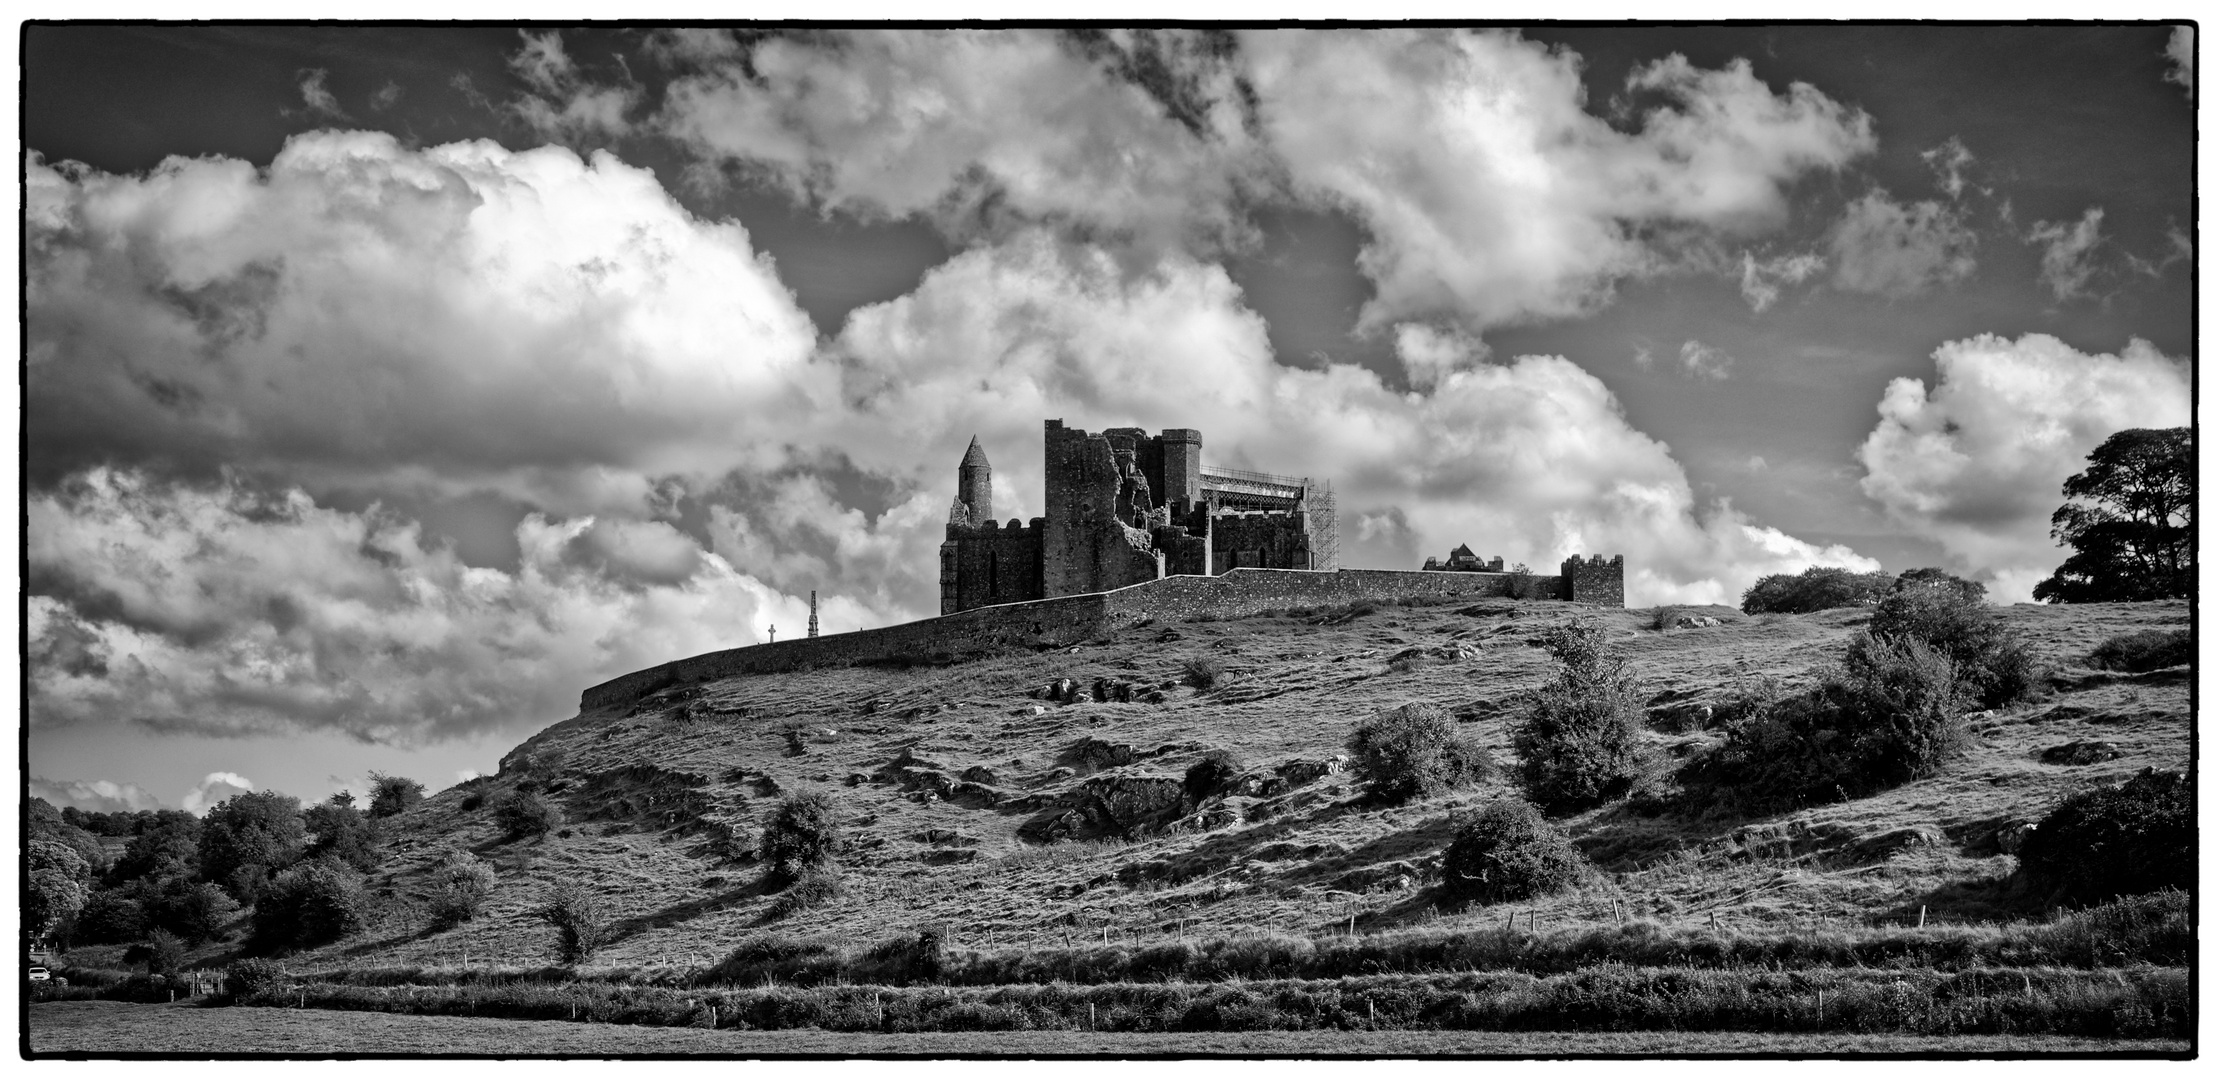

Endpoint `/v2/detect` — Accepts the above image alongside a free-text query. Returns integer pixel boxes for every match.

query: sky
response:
[17,22,2197,815]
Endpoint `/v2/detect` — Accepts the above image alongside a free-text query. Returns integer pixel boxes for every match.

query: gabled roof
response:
[1449,543,1476,558]
[960,436,990,468]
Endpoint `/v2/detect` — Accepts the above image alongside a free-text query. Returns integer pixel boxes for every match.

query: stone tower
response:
[956,436,992,525]
[808,590,818,638]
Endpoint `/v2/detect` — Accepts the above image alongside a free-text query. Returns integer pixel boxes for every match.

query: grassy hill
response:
[281,596,2187,977]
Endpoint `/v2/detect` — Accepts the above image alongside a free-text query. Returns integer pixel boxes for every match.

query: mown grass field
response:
[28,1001,2190,1056]
[48,597,2193,1053]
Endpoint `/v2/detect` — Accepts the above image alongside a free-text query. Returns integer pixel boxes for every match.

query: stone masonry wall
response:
[1209,510,1312,573]
[1561,554,1626,606]
[579,564,1613,711]
[942,518,1046,612]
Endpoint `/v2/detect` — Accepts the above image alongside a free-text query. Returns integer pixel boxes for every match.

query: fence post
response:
[1918,905,1927,929]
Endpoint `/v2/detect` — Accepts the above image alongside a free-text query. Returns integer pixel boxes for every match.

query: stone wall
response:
[941,518,1047,613]
[1560,554,1626,606]
[579,564,1612,711]
[1209,509,1312,573]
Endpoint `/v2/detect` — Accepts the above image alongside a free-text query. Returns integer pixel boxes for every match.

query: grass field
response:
[28,1001,2191,1057]
[48,597,2192,1054]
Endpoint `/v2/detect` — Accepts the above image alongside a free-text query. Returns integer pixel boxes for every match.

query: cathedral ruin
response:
[941,421,1335,614]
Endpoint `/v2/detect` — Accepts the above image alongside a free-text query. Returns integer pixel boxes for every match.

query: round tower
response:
[958,436,993,523]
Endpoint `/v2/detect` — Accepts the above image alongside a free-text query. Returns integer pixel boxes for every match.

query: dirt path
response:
[28,1001,2191,1057]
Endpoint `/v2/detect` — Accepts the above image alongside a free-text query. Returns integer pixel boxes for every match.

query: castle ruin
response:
[941,421,1330,614]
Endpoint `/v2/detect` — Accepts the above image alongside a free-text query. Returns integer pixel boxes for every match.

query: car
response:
[28,967,51,982]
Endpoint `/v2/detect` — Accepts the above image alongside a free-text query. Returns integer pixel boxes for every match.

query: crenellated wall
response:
[940,517,1047,614]
[579,564,1609,711]
[1561,554,1626,606]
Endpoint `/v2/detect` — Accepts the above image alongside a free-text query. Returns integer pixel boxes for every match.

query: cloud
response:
[1677,340,1734,380]
[181,772,256,815]
[2165,26,2193,95]
[32,777,166,814]
[656,29,1263,251]
[508,30,639,142]
[1245,31,1874,332]
[25,132,822,514]
[291,68,350,121]
[1738,250,1824,312]
[832,230,1876,606]
[1827,190,1977,298]
[2025,207,2105,301]
[1919,137,1976,200]
[369,80,404,112]
[25,468,821,744]
[1395,324,1491,391]
[1857,333,2190,600]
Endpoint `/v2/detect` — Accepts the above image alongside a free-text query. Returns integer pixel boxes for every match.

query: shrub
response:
[1512,622,1655,810]
[1182,656,1229,691]
[1503,564,1536,600]
[537,879,610,964]
[1690,632,1965,811]
[142,928,187,976]
[427,850,497,928]
[1441,798,1587,904]
[304,794,383,873]
[71,888,149,945]
[1893,567,1986,602]
[1346,703,1494,804]
[1868,584,2042,708]
[143,879,240,945]
[2087,629,2190,673]
[2017,770,2191,907]
[1739,566,1894,614]
[760,791,842,887]
[249,859,367,953]
[1183,750,1243,803]
[367,772,427,818]
[494,790,563,840]
[224,957,289,1001]
[766,866,844,919]
[459,791,486,812]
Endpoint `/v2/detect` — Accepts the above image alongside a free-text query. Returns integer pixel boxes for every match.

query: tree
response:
[248,859,366,953]
[368,772,426,818]
[2035,427,2193,602]
[1512,621,1655,809]
[29,839,92,943]
[198,790,306,905]
[427,850,498,928]
[145,878,243,946]
[304,793,383,873]
[108,811,202,887]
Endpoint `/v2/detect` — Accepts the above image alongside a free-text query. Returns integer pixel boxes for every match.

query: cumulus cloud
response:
[1827,190,1978,297]
[509,30,641,142]
[2026,207,2105,301]
[1738,250,1824,312]
[25,468,823,744]
[832,231,1875,606]
[32,777,166,814]
[1245,30,1873,332]
[1920,137,1976,200]
[1857,333,2190,600]
[181,772,256,815]
[1677,340,1734,380]
[2165,26,2193,95]
[657,28,1263,250]
[25,132,822,513]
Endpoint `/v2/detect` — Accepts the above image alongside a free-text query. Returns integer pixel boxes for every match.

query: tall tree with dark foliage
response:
[2035,427,2193,602]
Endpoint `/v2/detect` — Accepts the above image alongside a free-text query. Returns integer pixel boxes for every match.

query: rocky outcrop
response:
[1016,773,1193,843]
[2039,740,2122,766]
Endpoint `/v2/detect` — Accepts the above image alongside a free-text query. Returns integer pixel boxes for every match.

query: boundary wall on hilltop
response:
[578,561,1620,711]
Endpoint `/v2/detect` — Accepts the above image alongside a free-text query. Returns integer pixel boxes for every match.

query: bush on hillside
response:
[1441,798,1587,904]
[1868,583,2042,708]
[760,791,842,888]
[1183,750,1244,803]
[249,859,367,953]
[223,957,289,1001]
[367,772,427,818]
[1346,703,1493,804]
[122,928,187,977]
[1688,632,1965,812]
[494,790,562,840]
[1893,567,1986,602]
[143,878,240,946]
[1739,566,1894,615]
[537,879,610,964]
[1183,656,1230,691]
[2087,629,2190,673]
[427,850,497,929]
[2016,769,2191,907]
[1512,622,1655,810]
[71,888,149,945]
